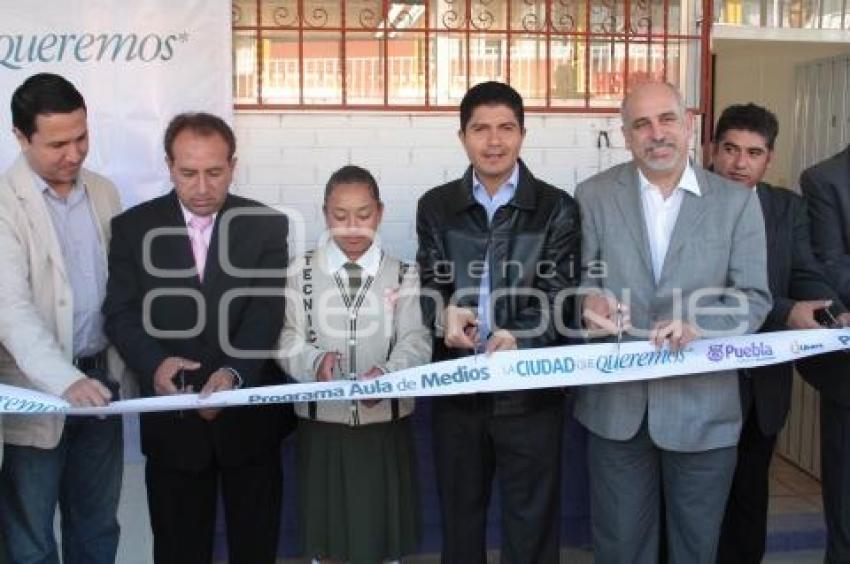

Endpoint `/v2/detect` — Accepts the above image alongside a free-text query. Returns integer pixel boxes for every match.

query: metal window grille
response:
[232,0,711,112]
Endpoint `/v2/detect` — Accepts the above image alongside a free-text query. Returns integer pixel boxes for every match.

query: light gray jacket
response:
[277,245,432,425]
[573,162,772,452]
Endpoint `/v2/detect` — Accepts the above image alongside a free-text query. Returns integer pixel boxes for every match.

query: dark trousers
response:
[821,396,850,564]
[432,396,564,564]
[145,455,282,564]
[717,405,777,564]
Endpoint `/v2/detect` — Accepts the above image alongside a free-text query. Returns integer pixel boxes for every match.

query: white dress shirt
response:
[638,163,701,283]
[325,238,382,281]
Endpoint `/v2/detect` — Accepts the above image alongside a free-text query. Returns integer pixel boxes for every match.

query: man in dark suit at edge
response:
[103,113,289,564]
[799,141,850,564]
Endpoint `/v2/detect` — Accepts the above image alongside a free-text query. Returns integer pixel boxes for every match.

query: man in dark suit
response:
[800,144,850,564]
[103,113,289,564]
[711,103,848,563]
[416,81,581,563]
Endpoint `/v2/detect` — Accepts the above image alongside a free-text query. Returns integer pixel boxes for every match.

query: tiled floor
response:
[770,456,824,505]
[113,416,828,563]
[115,462,152,564]
[763,455,827,563]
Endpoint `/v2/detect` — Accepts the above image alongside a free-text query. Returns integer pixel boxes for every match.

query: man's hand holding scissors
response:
[582,291,631,352]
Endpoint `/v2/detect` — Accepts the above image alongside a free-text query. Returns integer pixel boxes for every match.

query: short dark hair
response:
[459,81,524,132]
[163,112,236,162]
[323,165,382,206]
[714,103,779,150]
[11,73,87,141]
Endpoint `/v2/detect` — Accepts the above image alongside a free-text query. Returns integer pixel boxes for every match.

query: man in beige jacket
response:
[0,73,127,564]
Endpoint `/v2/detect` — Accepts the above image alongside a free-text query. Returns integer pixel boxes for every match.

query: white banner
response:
[0,0,233,207]
[2,328,848,415]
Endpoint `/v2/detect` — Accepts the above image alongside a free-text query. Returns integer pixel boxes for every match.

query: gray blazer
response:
[573,162,772,452]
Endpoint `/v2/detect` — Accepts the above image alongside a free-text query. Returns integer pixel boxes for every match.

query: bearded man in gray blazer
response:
[574,82,771,564]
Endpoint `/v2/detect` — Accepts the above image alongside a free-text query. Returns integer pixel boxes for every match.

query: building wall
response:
[233,112,633,261]
[713,38,850,189]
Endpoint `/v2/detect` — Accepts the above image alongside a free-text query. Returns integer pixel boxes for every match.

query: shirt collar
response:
[325,238,382,278]
[35,173,85,204]
[638,161,701,197]
[472,163,520,204]
[178,201,217,227]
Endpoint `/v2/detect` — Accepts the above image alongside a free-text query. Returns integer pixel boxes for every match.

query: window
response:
[233,0,707,111]
[715,0,850,28]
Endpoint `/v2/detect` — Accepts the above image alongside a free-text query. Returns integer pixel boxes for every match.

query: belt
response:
[73,350,107,373]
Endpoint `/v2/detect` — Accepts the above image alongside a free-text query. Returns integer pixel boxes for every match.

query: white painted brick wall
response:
[234,111,632,261]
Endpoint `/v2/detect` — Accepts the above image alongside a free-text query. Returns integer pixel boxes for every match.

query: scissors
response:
[615,301,624,356]
[173,368,187,418]
[471,330,488,364]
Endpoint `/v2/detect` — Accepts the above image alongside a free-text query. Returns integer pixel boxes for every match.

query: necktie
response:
[188,214,214,281]
[343,262,362,302]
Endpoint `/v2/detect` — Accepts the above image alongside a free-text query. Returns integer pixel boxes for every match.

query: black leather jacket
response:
[416,161,581,415]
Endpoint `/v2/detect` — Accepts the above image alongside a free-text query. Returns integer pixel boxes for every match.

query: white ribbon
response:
[2,328,848,415]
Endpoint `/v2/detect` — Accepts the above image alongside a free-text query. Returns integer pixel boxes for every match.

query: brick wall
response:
[233,112,634,261]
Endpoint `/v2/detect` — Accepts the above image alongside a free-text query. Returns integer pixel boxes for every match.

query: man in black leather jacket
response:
[416,81,581,564]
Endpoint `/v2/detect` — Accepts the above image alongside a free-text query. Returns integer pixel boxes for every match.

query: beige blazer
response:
[0,154,134,452]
